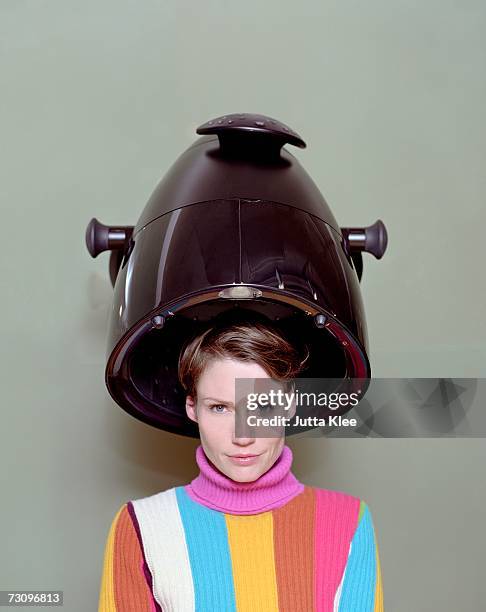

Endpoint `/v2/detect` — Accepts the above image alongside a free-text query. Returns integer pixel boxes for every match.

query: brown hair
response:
[178,320,309,400]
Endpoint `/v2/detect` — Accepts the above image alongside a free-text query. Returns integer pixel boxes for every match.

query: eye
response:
[257,403,274,411]
[209,404,229,414]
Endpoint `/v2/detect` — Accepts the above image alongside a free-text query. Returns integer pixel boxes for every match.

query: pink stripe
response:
[314,489,360,611]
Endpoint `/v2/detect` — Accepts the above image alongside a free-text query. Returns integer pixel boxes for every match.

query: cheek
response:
[198,412,233,444]
[266,437,284,458]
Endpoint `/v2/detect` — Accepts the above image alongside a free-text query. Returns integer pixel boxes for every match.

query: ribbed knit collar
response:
[183,444,304,515]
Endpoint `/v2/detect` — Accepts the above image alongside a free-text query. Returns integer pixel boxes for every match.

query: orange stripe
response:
[273,486,316,611]
[113,504,154,611]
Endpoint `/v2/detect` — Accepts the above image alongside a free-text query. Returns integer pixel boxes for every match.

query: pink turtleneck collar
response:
[183,444,304,515]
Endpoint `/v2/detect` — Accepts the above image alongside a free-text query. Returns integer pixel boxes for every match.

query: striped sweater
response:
[98,445,384,611]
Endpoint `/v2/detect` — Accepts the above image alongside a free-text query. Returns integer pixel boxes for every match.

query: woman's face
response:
[185,357,289,482]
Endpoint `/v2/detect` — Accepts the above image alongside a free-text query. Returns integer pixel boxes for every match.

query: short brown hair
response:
[178,320,309,400]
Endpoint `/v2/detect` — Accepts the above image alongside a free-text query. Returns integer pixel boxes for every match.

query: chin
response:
[226,464,262,483]
[230,471,260,483]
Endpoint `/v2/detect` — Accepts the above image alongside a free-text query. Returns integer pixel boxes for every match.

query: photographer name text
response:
[246,415,358,427]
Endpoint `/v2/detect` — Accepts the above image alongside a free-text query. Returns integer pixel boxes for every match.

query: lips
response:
[227,452,262,466]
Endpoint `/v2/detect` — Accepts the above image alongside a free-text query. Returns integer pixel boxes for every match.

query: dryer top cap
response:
[196,112,307,151]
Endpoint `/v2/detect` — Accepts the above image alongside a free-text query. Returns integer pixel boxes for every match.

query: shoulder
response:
[305,483,362,507]
[304,485,372,530]
[127,486,189,529]
[101,501,145,559]
[104,487,182,532]
[129,485,182,510]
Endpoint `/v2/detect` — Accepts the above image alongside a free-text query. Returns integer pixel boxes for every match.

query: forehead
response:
[197,358,270,396]
[196,358,288,402]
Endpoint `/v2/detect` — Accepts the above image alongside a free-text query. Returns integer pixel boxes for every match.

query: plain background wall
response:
[1,1,485,610]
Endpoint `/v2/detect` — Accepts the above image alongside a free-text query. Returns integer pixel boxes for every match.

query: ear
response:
[185,395,198,423]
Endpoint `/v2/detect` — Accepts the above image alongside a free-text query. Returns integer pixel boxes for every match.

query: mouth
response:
[227,453,262,465]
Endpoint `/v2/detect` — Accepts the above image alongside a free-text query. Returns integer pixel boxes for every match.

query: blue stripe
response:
[175,487,237,612]
[338,504,377,611]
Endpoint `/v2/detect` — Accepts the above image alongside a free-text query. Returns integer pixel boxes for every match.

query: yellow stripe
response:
[98,506,125,612]
[358,499,366,522]
[225,512,279,612]
[373,538,384,611]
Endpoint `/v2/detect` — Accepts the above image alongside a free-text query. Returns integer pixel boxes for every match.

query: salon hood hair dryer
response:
[85,113,388,437]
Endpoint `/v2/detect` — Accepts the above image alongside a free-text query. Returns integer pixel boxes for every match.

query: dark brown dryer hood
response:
[85,112,388,437]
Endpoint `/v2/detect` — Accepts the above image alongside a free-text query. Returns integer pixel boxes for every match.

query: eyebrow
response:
[202,397,234,406]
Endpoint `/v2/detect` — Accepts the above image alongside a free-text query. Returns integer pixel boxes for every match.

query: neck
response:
[184,444,304,515]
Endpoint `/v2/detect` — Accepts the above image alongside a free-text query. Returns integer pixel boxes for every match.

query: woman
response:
[98,320,384,611]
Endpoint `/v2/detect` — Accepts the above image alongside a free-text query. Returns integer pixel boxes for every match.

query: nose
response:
[232,406,256,444]
[232,437,255,446]
[232,427,255,446]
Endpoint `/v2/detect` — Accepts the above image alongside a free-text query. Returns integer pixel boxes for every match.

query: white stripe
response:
[132,488,195,612]
[333,541,352,611]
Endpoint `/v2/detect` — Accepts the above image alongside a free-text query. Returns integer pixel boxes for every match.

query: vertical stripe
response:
[358,501,366,522]
[314,489,361,612]
[127,503,162,612]
[333,543,351,612]
[337,503,376,612]
[98,506,124,611]
[225,511,279,612]
[113,505,157,611]
[373,536,384,611]
[273,486,315,611]
[132,488,195,612]
[175,487,237,612]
